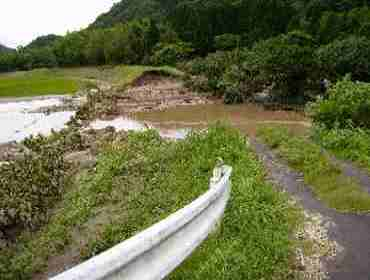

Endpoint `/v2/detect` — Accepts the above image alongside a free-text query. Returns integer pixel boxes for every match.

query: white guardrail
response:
[51,164,232,280]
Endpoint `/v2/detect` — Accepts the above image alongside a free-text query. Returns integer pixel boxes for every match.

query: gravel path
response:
[251,139,370,280]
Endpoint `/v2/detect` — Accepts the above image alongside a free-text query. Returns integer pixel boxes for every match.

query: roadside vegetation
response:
[308,77,370,172]
[258,126,370,213]
[311,126,370,173]
[0,125,301,280]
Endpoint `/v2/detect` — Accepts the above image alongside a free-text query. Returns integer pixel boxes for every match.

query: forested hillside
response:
[26,34,62,49]
[91,0,163,28]
[0,0,369,103]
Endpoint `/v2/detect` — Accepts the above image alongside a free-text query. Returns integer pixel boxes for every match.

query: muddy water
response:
[89,117,190,140]
[133,104,309,137]
[0,98,308,144]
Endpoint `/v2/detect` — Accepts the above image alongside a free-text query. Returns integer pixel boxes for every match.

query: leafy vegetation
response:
[182,30,318,104]
[309,77,370,129]
[0,146,69,233]
[0,125,300,280]
[26,34,62,49]
[316,36,370,81]
[151,42,194,66]
[91,0,163,28]
[308,77,370,172]
[258,126,370,213]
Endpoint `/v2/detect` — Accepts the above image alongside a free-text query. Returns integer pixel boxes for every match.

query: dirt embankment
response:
[77,73,213,121]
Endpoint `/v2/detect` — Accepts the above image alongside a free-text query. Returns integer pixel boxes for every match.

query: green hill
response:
[26,34,62,49]
[91,0,164,28]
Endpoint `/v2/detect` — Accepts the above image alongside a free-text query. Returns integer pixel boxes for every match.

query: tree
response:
[316,36,370,82]
[53,32,87,66]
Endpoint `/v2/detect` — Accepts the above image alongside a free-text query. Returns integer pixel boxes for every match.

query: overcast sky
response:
[0,0,120,48]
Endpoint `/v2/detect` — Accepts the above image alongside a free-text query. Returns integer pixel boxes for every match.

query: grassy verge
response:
[0,125,300,280]
[312,126,370,173]
[258,126,370,213]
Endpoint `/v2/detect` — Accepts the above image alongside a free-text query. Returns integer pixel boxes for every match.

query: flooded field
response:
[0,97,75,143]
[0,95,309,144]
[89,117,190,139]
[133,103,309,137]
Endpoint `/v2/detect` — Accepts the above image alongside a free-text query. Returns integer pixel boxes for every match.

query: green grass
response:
[0,69,79,97]
[0,125,300,280]
[311,126,370,173]
[258,126,370,213]
[0,65,183,98]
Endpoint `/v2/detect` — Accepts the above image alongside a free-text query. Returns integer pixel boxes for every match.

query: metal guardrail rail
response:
[51,164,232,280]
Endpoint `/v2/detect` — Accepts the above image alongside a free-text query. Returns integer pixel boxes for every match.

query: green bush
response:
[214,33,241,51]
[317,7,370,44]
[151,42,194,66]
[316,36,370,81]
[183,50,239,95]
[309,76,370,129]
[0,146,69,231]
[247,31,316,98]
[223,85,244,104]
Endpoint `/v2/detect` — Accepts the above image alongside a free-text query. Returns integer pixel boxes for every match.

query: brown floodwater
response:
[133,103,310,137]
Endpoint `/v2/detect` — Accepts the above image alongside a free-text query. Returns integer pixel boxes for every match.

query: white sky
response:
[0,0,120,48]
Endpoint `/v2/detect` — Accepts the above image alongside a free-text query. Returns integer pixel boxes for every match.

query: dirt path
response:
[251,139,370,280]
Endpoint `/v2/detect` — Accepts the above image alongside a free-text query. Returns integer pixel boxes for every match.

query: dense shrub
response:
[214,33,241,50]
[183,50,240,96]
[309,76,370,129]
[151,42,194,66]
[23,127,85,154]
[0,146,69,232]
[247,31,316,98]
[316,36,370,81]
[318,7,370,44]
